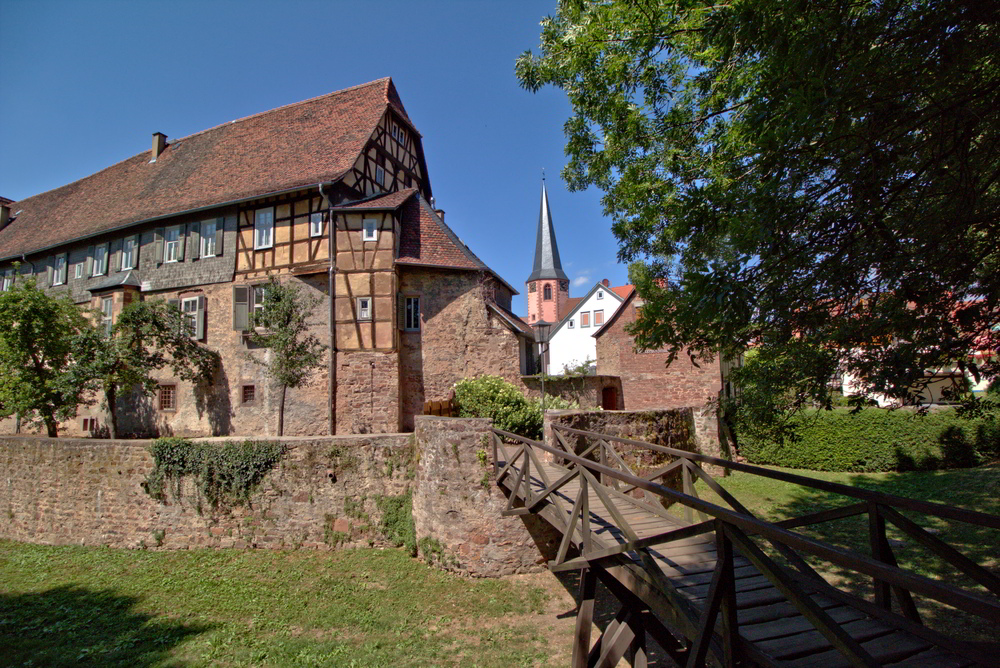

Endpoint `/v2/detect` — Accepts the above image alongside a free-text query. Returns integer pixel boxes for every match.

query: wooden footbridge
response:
[490,425,1000,668]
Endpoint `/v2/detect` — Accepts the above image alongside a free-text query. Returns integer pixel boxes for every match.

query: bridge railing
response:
[489,425,1000,668]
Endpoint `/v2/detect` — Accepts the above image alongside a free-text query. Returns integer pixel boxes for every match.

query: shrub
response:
[375,491,416,557]
[453,376,542,439]
[738,407,1000,472]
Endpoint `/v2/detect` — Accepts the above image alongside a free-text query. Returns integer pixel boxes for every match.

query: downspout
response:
[319,183,337,436]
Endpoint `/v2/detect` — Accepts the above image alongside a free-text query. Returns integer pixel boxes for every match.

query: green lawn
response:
[0,544,553,667]
[689,464,1000,642]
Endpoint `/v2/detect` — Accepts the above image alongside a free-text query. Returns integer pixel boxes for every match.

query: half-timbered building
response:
[0,78,533,437]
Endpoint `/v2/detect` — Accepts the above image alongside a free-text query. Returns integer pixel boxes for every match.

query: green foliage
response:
[246,276,328,436]
[0,274,92,436]
[374,492,416,557]
[417,536,459,569]
[536,394,580,411]
[71,299,218,439]
[518,0,1000,402]
[739,408,1000,472]
[454,375,542,439]
[144,438,286,509]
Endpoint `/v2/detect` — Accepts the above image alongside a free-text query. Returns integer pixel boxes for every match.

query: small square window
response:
[357,297,372,321]
[242,385,256,405]
[158,384,176,411]
[75,262,84,279]
[309,212,324,238]
[568,319,575,329]
[597,291,604,300]
[581,312,590,328]
[362,219,378,242]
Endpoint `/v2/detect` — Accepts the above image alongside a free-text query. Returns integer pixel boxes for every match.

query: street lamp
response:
[533,320,552,413]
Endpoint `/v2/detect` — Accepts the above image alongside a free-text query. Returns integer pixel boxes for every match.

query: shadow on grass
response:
[762,465,1000,643]
[0,585,211,667]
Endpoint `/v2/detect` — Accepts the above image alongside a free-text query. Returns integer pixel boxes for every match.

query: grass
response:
[0,543,553,667]
[685,463,1000,642]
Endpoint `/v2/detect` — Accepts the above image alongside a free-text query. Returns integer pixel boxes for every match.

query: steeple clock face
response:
[559,280,569,292]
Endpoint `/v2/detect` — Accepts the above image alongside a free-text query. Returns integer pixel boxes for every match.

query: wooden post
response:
[868,501,892,611]
[572,567,597,668]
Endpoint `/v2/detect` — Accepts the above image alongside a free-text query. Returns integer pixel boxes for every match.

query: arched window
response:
[543,284,552,300]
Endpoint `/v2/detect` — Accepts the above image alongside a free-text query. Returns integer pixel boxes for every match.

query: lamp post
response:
[534,320,552,413]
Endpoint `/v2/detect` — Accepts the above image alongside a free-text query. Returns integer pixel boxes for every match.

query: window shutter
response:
[112,239,122,272]
[85,247,94,277]
[196,295,206,340]
[190,223,200,260]
[215,218,224,255]
[233,286,249,331]
[397,293,406,330]
[45,256,53,286]
[167,299,181,334]
[154,228,164,265]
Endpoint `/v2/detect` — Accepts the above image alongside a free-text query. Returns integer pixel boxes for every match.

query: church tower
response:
[526,178,569,324]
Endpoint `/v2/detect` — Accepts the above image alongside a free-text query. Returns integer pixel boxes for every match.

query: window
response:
[309,212,324,238]
[158,384,176,411]
[253,284,269,322]
[242,385,256,405]
[201,220,217,257]
[597,290,604,300]
[75,262,84,279]
[121,237,136,270]
[404,296,420,330]
[397,128,406,145]
[254,208,274,249]
[581,312,590,328]
[568,319,575,329]
[53,254,67,285]
[101,297,113,336]
[1,271,13,292]
[560,280,569,292]
[357,297,372,321]
[362,218,378,242]
[375,166,385,187]
[529,283,537,293]
[164,226,182,262]
[92,243,108,276]
[594,310,604,326]
[181,297,199,336]
[543,284,552,300]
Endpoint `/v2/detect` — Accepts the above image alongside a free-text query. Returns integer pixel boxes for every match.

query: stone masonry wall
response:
[0,434,411,550]
[411,416,559,577]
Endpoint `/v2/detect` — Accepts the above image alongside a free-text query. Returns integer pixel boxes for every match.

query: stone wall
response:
[522,374,623,409]
[0,434,411,550]
[411,416,558,577]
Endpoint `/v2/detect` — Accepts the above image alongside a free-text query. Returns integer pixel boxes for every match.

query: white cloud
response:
[572,275,591,288]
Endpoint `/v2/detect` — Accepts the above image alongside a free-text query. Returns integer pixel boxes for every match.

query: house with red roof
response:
[0,78,535,437]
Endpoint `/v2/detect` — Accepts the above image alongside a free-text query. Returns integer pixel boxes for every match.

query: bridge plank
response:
[755,618,897,660]
[789,630,936,667]
[738,605,866,642]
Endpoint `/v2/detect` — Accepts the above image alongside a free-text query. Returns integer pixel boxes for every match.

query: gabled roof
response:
[592,286,636,338]
[488,303,535,338]
[551,281,628,338]
[526,179,568,282]
[0,78,413,261]
[331,188,418,211]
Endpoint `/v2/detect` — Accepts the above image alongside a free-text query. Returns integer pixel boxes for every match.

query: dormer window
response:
[121,236,137,270]
[53,254,67,285]
[164,226,182,262]
[92,243,109,276]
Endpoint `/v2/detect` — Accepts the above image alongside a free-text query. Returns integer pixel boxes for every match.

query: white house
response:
[545,281,630,375]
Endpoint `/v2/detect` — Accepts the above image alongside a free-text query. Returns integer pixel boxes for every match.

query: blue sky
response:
[0,0,631,315]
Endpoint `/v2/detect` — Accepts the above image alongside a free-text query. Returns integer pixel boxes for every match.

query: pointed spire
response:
[527,178,568,282]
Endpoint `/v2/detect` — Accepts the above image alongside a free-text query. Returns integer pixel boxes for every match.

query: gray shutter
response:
[196,295,206,340]
[233,286,249,331]
[101,243,110,274]
[215,218,224,255]
[85,246,94,277]
[190,223,200,260]
[154,228,164,265]
[111,239,122,272]
[45,256,53,287]
[397,293,405,330]
[176,227,185,262]
[168,298,181,335]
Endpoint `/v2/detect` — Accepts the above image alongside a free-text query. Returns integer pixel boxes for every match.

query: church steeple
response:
[526,177,569,324]
[527,178,568,283]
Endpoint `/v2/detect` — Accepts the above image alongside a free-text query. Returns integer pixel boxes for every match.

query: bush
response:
[738,407,1000,472]
[453,375,542,439]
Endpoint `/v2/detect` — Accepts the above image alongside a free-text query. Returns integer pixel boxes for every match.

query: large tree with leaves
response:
[246,277,327,436]
[72,299,218,439]
[517,0,1000,403]
[0,278,91,436]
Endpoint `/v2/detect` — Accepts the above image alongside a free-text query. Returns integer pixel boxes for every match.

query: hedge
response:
[738,407,1000,472]
[453,375,542,440]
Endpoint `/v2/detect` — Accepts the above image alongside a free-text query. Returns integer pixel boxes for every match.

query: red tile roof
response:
[397,196,488,272]
[332,188,417,211]
[0,78,409,261]
[564,297,584,313]
[611,284,635,300]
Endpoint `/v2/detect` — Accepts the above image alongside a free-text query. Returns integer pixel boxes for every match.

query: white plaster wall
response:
[547,286,623,374]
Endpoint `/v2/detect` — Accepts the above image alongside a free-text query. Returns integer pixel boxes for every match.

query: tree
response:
[73,300,218,439]
[246,277,327,436]
[517,0,1000,404]
[0,276,91,436]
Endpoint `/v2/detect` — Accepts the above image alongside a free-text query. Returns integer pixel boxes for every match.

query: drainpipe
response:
[319,183,337,436]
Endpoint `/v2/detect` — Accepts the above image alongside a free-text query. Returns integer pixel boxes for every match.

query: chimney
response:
[151,132,167,162]
[602,278,610,287]
[0,205,9,231]
[435,209,445,221]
